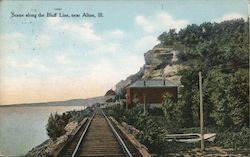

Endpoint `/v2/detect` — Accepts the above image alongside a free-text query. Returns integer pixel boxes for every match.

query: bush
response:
[181,127,250,150]
[105,100,249,155]
[46,107,93,140]
[162,95,183,133]
[135,114,167,154]
[46,113,67,140]
[105,103,167,154]
[215,127,250,149]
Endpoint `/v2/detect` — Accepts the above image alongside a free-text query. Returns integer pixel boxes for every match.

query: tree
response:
[46,113,66,140]
[158,29,177,45]
[157,19,249,129]
[162,95,183,132]
[204,69,248,128]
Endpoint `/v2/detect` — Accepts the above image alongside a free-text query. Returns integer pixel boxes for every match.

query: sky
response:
[0,0,248,105]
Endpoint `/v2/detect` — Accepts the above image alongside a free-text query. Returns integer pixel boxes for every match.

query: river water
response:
[0,106,86,156]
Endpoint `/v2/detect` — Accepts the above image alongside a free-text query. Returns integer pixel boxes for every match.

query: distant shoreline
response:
[0,96,112,108]
[0,100,86,107]
[0,103,88,108]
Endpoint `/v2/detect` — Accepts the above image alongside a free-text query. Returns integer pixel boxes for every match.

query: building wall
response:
[126,87,177,105]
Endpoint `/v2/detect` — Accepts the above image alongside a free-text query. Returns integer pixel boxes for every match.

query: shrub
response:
[46,107,93,140]
[215,127,250,149]
[181,127,250,150]
[46,113,67,140]
[162,95,183,133]
[136,114,167,154]
[105,103,167,154]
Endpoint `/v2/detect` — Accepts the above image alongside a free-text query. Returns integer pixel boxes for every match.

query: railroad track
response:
[57,108,140,157]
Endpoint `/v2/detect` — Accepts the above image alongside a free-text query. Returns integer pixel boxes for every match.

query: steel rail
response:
[71,109,96,157]
[101,109,133,157]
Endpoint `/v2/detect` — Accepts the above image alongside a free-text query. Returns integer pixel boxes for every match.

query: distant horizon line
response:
[0,95,107,106]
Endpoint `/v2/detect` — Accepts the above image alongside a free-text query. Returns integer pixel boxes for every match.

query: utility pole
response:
[199,71,204,151]
[125,92,128,110]
[248,0,250,132]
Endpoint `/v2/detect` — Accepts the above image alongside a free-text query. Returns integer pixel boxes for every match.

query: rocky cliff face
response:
[142,47,184,85]
[144,47,175,67]
[115,68,144,96]
[114,46,185,97]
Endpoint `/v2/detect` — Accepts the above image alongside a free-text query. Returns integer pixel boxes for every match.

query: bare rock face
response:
[142,47,182,85]
[65,121,78,135]
[115,68,144,96]
[144,48,174,67]
[162,64,185,86]
[114,46,184,96]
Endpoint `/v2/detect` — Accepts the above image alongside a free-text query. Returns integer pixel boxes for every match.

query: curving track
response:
[57,108,139,157]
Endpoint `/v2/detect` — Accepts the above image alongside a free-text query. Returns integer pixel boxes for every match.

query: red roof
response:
[105,89,116,96]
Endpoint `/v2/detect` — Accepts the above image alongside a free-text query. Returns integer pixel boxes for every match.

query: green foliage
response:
[46,113,67,141]
[104,19,249,155]
[181,127,250,150]
[159,19,248,65]
[104,103,127,123]
[105,103,167,154]
[179,67,201,127]
[136,114,166,153]
[148,107,163,116]
[162,95,183,132]
[66,107,94,122]
[215,127,250,149]
[158,19,249,129]
[203,69,249,127]
[124,104,144,125]
[158,29,177,45]
[46,107,93,140]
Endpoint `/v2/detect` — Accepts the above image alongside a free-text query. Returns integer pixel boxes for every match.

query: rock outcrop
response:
[142,47,183,85]
[114,46,185,95]
[144,47,175,67]
[115,68,144,96]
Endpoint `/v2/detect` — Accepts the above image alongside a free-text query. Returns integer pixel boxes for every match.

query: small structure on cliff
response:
[126,79,178,107]
[105,89,116,96]
[105,89,116,102]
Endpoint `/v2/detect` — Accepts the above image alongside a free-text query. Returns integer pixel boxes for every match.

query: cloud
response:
[213,12,247,22]
[84,43,121,55]
[46,18,101,43]
[0,32,25,40]
[136,16,155,33]
[2,12,177,105]
[135,35,159,51]
[34,35,51,47]
[0,32,26,53]
[135,12,190,33]
[0,60,126,104]
[55,55,72,65]
[47,17,62,26]
[1,58,47,72]
[107,30,124,38]
[0,58,17,68]
[19,59,48,73]
[116,53,144,77]
[63,22,101,42]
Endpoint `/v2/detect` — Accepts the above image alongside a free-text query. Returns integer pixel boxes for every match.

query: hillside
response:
[115,41,186,96]
[115,18,249,128]
[109,18,249,156]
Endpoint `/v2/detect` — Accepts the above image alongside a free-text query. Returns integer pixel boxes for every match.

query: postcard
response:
[0,0,249,156]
